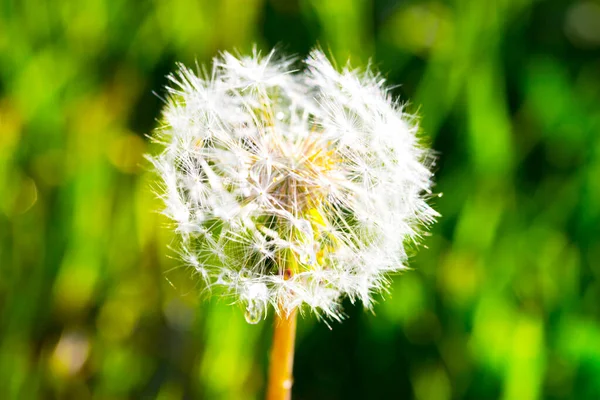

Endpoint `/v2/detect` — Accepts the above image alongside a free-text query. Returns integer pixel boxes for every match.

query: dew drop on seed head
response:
[244,302,263,324]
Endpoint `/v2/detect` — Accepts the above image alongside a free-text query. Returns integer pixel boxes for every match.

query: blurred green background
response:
[1,0,600,399]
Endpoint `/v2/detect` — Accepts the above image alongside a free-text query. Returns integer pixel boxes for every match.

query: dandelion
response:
[150,47,438,399]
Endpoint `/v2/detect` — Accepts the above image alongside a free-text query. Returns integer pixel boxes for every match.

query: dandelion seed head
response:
[150,48,438,322]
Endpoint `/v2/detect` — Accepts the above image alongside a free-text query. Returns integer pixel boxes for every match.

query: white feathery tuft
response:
[150,47,438,323]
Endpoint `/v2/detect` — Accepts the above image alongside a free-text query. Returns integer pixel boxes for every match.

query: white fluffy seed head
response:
[150,47,438,323]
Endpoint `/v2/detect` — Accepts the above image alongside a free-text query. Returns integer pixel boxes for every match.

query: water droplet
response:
[244,303,264,324]
[299,250,316,266]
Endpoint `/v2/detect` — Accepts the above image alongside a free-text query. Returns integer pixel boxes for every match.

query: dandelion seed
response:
[149,47,438,323]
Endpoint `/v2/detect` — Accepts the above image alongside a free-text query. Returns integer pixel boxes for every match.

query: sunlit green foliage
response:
[1,0,599,399]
